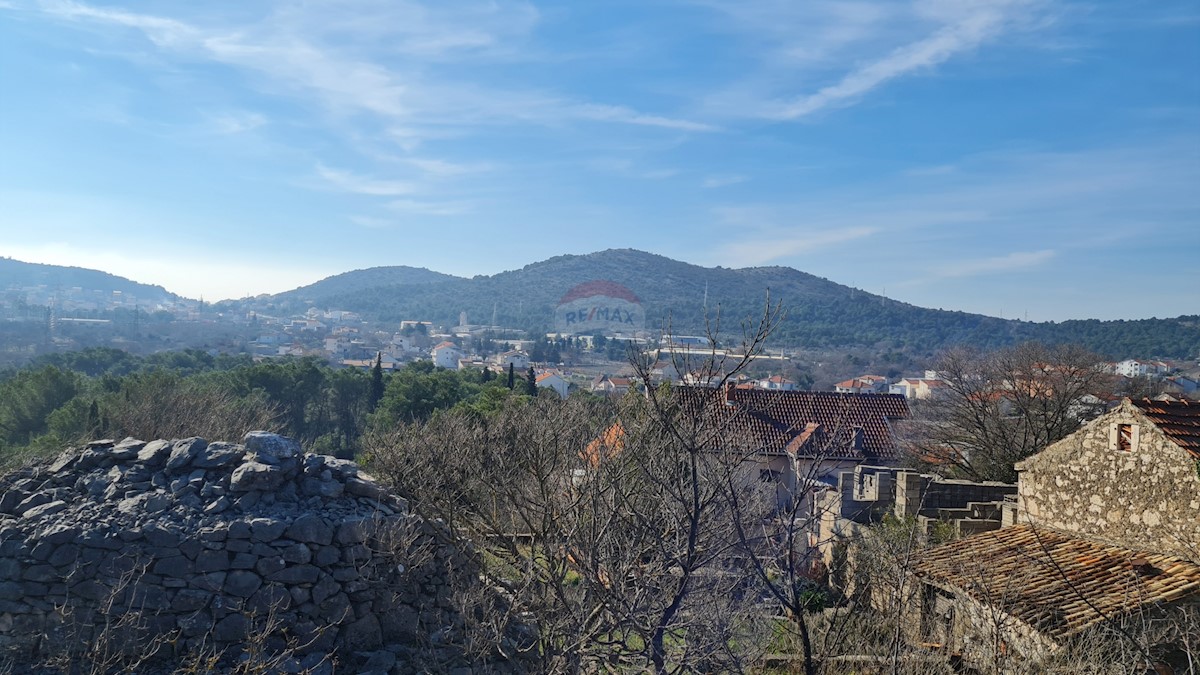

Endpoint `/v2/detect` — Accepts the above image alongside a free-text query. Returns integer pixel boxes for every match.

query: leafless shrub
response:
[103,372,282,442]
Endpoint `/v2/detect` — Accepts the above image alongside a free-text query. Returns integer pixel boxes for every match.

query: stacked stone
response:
[0,432,486,672]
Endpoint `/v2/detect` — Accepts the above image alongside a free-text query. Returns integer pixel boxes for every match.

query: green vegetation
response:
[222,249,1200,359]
[0,347,531,466]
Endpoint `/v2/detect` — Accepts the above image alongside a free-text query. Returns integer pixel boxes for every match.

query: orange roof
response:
[583,422,625,466]
[915,524,1200,640]
[1132,398,1200,458]
[433,341,458,350]
[673,387,910,460]
[536,373,559,383]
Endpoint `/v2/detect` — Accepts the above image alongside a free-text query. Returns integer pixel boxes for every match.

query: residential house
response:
[390,334,419,353]
[493,350,530,371]
[591,387,911,510]
[1163,375,1198,396]
[890,376,946,400]
[431,341,464,369]
[536,371,569,399]
[907,398,1200,667]
[758,374,800,391]
[834,375,889,394]
[591,374,633,397]
[1114,359,1170,378]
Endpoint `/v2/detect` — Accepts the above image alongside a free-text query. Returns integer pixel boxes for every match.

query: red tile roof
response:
[1132,398,1200,457]
[674,387,910,460]
[914,524,1200,641]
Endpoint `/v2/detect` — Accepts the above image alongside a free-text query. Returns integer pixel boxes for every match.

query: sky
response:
[0,0,1197,321]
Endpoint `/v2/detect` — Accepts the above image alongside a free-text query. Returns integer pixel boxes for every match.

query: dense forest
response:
[0,348,542,467]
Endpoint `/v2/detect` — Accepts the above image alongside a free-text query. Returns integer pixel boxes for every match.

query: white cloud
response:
[717,223,879,267]
[923,249,1056,280]
[402,157,491,176]
[35,1,709,138]
[775,1,1037,118]
[699,0,1051,120]
[703,174,747,188]
[207,110,267,135]
[571,104,717,132]
[386,199,472,216]
[316,164,416,196]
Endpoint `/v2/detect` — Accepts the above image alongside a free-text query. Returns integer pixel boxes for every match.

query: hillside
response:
[266,265,461,309]
[231,249,1200,359]
[0,257,179,303]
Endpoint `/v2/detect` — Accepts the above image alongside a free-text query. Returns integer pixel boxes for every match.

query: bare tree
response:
[364,298,790,674]
[904,342,1113,482]
[103,371,282,442]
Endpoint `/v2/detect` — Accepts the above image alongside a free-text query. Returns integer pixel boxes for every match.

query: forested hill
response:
[266,265,461,307]
[230,249,1200,359]
[0,257,178,303]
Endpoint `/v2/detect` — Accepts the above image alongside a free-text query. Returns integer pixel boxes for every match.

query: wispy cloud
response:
[207,110,267,135]
[733,226,878,265]
[713,209,879,266]
[700,135,1198,273]
[774,1,1041,118]
[386,198,472,216]
[400,157,491,176]
[316,164,416,196]
[699,0,1052,120]
[571,104,717,132]
[703,174,747,188]
[35,0,709,138]
[918,249,1056,282]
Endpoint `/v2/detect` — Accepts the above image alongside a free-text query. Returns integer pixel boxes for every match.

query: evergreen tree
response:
[369,353,385,411]
[507,363,515,390]
[87,399,101,435]
[482,367,493,383]
[526,366,538,397]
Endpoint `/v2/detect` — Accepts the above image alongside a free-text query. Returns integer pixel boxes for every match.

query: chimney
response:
[724,381,736,406]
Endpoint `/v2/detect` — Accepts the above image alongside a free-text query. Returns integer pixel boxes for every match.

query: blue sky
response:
[0,0,1197,321]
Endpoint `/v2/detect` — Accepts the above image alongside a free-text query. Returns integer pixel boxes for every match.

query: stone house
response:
[814,465,1016,582]
[908,398,1200,667]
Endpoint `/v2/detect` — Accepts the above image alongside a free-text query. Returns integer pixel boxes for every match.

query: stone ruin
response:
[0,433,525,673]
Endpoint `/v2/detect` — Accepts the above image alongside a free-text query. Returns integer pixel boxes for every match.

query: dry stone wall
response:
[1016,400,1200,561]
[0,432,518,673]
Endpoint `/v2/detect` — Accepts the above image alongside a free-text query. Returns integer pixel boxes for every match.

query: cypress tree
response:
[526,366,538,397]
[369,353,385,410]
[507,363,515,390]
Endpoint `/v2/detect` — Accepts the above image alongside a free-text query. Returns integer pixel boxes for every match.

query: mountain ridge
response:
[224,249,1200,358]
[0,257,178,303]
[3,252,1195,358]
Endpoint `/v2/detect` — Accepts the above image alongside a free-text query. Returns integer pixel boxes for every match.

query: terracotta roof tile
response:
[675,387,910,460]
[1132,398,1200,457]
[914,524,1200,641]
